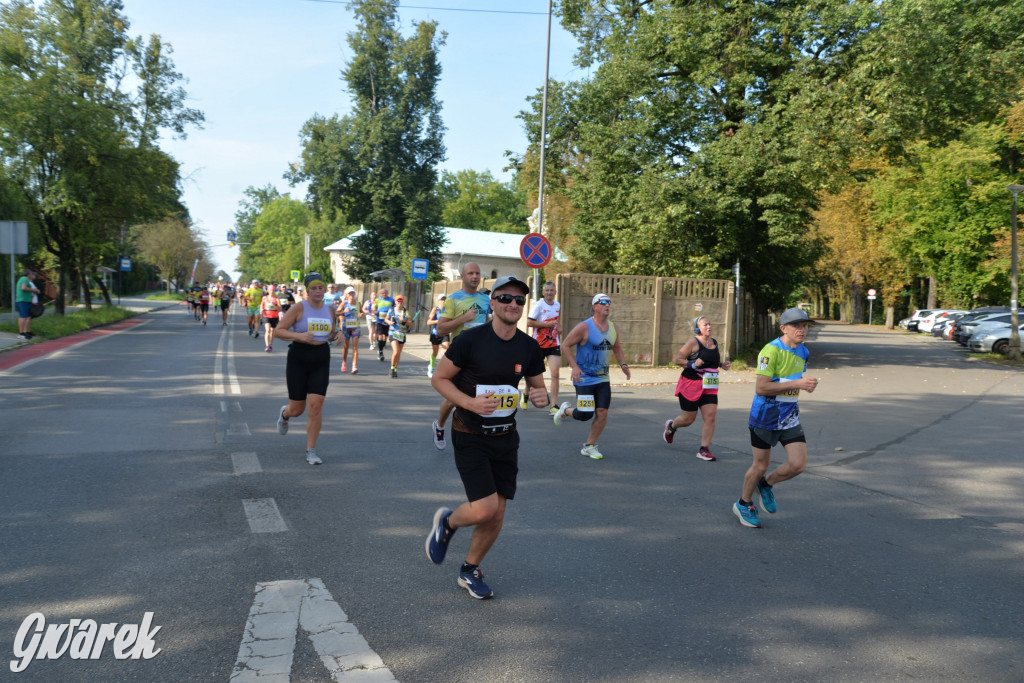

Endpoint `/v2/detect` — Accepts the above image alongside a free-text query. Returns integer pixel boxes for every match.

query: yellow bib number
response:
[476,384,518,418]
[576,394,596,412]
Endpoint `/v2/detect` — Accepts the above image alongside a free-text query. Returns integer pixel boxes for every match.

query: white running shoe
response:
[432,419,446,450]
[277,406,289,435]
[580,444,603,460]
[305,448,322,465]
[553,402,570,426]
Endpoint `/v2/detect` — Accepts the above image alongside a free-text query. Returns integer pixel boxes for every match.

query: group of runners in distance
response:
[197,262,817,600]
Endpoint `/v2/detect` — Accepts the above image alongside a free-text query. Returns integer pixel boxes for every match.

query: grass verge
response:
[0,305,137,340]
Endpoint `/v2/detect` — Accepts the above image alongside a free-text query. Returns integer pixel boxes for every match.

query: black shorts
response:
[262,317,279,328]
[574,382,612,409]
[678,392,718,412]
[749,425,806,449]
[429,332,450,346]
[452,429,519,502]
[286,342,331,401]
[220,299,231,309]
[199,302,209,312]
[375,322,389,336]
[540,346,561,358]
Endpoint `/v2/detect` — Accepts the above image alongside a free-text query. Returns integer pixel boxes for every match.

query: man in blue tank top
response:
[553,293,631,459]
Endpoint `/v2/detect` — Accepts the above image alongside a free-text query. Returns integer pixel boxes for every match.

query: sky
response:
[122,0,585,280]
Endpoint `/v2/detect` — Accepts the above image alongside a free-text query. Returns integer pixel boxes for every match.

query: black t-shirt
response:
[445,323,545,435]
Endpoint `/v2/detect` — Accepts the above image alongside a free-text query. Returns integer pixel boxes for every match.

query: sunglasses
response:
[595,299,611,305]
[494,294,526,305]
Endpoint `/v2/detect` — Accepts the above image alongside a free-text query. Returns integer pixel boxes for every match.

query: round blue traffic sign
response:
[520,233,552,268]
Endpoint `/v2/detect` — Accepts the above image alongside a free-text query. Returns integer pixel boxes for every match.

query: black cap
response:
[490,275,530,297]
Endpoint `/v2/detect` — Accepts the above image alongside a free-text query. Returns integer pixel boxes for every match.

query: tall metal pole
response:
[534,0,553,298]
[1008,185,1022,360]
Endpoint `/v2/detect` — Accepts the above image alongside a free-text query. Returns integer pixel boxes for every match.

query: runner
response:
[336,286,361,374]
[733,307,819,529]
[260,284,282,352]
[372,288,395,363]
[432,262,490,450]
[244,280,263,337]
[663,315,731,461]
[197,285,211,326]
[526,281,562,415]
[219,283,233,325]
[385,295,412,378]
[426,294,449,379]
[552,293,631,460]
[274,272,338,466]
[363,295,376,351]
[425,275,547,600]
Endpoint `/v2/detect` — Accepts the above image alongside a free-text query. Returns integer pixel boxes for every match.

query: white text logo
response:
[10,612,161,673]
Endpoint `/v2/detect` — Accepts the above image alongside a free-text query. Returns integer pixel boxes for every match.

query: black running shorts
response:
[286,342,330,400]
[452,429,519,502]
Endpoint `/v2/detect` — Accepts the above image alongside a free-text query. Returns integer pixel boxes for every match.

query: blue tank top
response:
[575,318,617,386]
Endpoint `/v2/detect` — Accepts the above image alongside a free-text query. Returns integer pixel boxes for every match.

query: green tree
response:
[437,169,527,234]
[131,215,206,293]
[0,0,202,312]
[290,0,447,282]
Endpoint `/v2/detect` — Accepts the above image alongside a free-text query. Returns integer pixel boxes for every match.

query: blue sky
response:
[123,0,584,278]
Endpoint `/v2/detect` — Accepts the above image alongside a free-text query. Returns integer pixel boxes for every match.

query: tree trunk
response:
[885,306,894,329]
[927,275,938,308]
[850,283,863,323]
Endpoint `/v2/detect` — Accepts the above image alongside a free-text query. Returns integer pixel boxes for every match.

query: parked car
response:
[919,310,967,333]
[956,313,1016,345]
[898,317,911,330]
[905,309,940,332]
[968,323,1024,354]
[951,308,1010,342]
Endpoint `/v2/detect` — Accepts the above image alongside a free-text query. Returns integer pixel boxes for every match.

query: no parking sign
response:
[520,233,552,268]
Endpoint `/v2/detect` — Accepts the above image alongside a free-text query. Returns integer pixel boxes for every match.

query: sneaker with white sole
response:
[548,405,560,416]
[277,406,289,435]
[581,443,603,460]
[305,448,322,465]
[457,566,493,599]
[663,419,676,444]
[341,361,347,373]
[432,420,446,450]
[553,402,570,426]
[733,499,761,528]
[425,507,454,564]
[696,446,717,461]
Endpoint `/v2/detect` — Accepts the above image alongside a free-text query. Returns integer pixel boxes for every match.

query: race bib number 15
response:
[476,384,518,418]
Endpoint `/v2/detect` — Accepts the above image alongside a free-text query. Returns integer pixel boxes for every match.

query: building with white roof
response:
[323,226,565,283]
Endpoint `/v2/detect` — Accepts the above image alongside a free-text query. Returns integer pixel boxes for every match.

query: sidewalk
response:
[0,293,179,353]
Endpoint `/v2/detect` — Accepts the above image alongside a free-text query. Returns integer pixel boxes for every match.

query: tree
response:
[131,215,206,293]
[0,0,202,312]
[436,170,527,234]
[290,0,447,282]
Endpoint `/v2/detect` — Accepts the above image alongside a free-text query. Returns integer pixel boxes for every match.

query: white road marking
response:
[228,423,251,436]
[214,327,242,395]
[242,499,288,533]
[231,452,262,475]
[226,333,241,394]
[230,579,396,682]
[221,400,241,412]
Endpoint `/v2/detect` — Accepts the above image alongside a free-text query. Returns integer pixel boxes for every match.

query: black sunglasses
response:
[494,294,526,305]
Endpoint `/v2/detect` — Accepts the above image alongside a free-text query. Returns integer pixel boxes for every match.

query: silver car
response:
[968,323,1024,355]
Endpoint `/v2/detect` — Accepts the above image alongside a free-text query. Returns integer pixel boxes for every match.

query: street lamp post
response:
[1007,185,1023,360]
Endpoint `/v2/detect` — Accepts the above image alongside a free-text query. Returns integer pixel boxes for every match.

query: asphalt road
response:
[1,306,1021,682]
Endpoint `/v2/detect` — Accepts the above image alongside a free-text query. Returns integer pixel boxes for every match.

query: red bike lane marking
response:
[0,317,150,373]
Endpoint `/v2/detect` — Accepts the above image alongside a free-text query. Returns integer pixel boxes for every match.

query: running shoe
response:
[378,350,385,362]
[248,328,252,336]
[696,446,717,461]
[427,366,434,379]
[548,405,560,416]
[305,448,322,465]
[277,406,289,435]
[432,420,446,450]
[519,392,528,410]
[390,367,398,378]
[663,419,676,444]
[425,507,454,564]
[457,566,493,599]
[351,366,358,374]
[341,361,347,373]
[581,444,603,460]
[17,333,27,340]
[553,402,570,426]
[757,479,777,514]
[265,346,272,352]
[733,500,762,528]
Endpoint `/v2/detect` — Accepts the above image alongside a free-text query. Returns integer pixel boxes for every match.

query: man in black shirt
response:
[425,275,548,599]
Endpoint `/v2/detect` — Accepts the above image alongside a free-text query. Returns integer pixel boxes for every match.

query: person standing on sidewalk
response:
[552,294,631,460]
[274,272,338,466]
[526,281,562,415]
[663,315,731,461]
[733,307,819,528]
[431,262,490,450]
[425,275,547,599]
[15,269,41,340]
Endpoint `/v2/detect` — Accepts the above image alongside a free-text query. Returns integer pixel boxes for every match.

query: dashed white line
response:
[227,423,251,436]
[231,452,262,475]
[242,498,288,533]
[230,578,396,682]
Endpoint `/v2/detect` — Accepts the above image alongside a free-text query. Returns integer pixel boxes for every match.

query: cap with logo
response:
[490,275,530,297]
[779,307,812,326]
[592,293,611,305]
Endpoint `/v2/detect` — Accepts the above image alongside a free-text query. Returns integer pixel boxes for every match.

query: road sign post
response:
[867,288,877,325]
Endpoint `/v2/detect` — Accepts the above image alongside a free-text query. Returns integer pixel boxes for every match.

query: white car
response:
[968,323,1024,355]
[918,309,966,333]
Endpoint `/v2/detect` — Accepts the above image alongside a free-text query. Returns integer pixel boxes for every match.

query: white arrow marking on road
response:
[242,498,288,533]
[230,578,396,682]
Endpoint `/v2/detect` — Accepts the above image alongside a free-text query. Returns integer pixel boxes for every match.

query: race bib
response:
[576,394,596,412]
[476,384,519,418]
[778,388,800,403]
[308,317,332,341]
[702,371,720,390]
[391,330,406,342]
[344,317,358,329]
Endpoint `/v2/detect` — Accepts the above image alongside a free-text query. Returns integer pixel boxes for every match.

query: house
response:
[323,226,566,283]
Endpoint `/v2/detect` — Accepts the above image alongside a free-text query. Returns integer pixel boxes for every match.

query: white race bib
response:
[476,384,519,418]
[702,371,719,390]
[307,317,332,341]
[576,394,596,412]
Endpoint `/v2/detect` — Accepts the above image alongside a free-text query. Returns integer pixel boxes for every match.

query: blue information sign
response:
[411,258,429,280]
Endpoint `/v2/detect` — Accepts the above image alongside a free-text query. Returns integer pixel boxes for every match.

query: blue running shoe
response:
[458,566,494,599]
[733,500,762,528]
[425,507,454,564]
[757,480,777,514]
